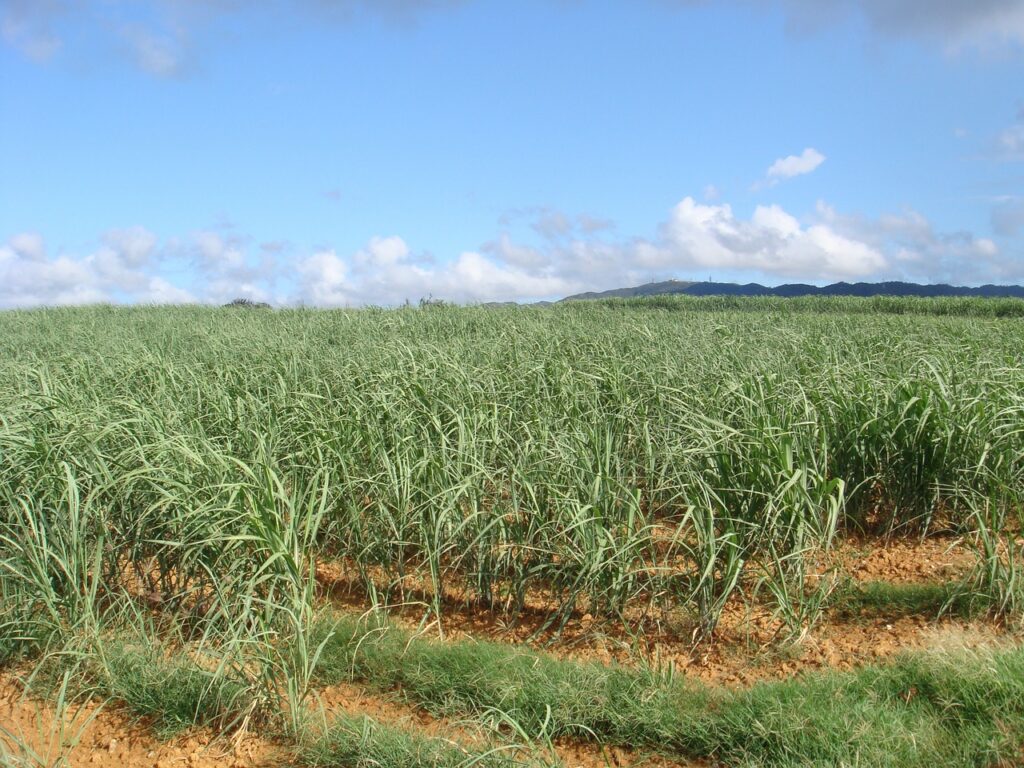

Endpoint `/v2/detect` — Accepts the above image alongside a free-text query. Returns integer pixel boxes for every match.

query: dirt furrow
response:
[0,674,282,768]
[308,679,703,767]
[315,534,1003,687]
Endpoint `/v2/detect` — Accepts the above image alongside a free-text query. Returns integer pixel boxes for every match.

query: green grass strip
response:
[29,638,532,767]
[297,714,533,768]
[835,580,974,618]
[93,641,255,738]
[312,613,1024,767]
[27,639,255,739]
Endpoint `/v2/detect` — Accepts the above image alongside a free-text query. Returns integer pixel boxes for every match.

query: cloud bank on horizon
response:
[1,0,1022,307]
[0,197,1005,307]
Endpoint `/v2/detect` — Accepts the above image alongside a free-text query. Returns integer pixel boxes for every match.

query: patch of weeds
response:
[91,640,255,738]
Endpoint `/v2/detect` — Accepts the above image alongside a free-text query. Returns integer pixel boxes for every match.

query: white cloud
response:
[353,235,410,267]
[8,232,47,261]
[2,193,1018,309]
[0,235,105,308]
[658,197,886,279]
[193,231,245,269]
[481,234,548,269]
[767,147,826,180]
[102,226,158,267]
[436,251,573,302]
[531,210,572,239]
[119,24,186,78]
[2,0,466,76]
[0,228,196,308]
[6,0,1023,79]
[995,122,1024,161]
[297,236,574,306]
[298,249,351,306]
[184,229,279,304]
[136,277,196,304]
[818,201,1016,281]
[0,0,63,62]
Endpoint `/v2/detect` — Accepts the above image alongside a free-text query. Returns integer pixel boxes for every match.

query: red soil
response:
[0,675,281,768]
[316,534,1011,686]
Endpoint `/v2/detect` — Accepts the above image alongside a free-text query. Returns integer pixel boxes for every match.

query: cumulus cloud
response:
[653,197,885,279]
[102,226,158,267]
[297,235,574,306]
[0,226,279,309]
[287,196,998,305]
[767,147,826,179]
[2,194,1017,309]
[8,232,48,261]
[141,277,195,304]
[531,210,573,240]
[491,197,1010,291]
[481,234,548,269]
[816,201,1014,281]
[753,148,825,191]
[0,236,99,307]
[0,229,195,308]
[186,229,277,304]
[298,249,350,305]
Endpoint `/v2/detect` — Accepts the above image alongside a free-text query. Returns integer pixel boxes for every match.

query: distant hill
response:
[563,279,698,300]
[561,280,1024,301]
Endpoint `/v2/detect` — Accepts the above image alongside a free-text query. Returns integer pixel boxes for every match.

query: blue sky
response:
[1,0,1022,306]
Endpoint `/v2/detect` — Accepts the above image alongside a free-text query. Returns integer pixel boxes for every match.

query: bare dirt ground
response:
[316,534,1011,686]
[311,681,702,767]
[833,534,974,583]
[0,674,699,768]
[369,593,1007,687]
[0,675,280,768]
